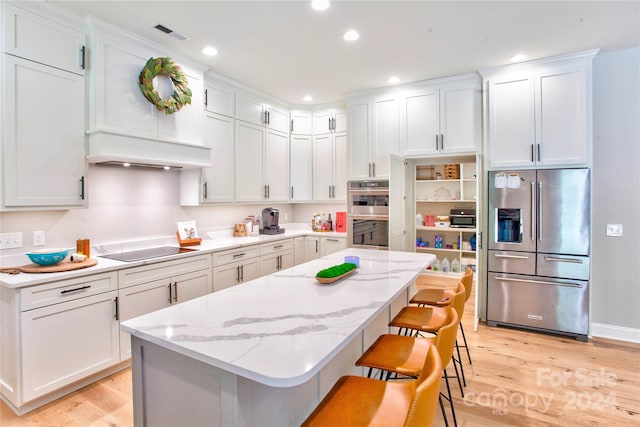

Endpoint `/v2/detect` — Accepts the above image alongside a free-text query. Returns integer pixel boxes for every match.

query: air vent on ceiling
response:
[152,23,190,41]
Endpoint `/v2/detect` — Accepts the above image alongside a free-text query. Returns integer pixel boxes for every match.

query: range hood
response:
[86,131,212,169]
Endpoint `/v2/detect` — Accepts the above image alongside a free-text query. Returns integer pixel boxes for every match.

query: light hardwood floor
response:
[2,279,639,426]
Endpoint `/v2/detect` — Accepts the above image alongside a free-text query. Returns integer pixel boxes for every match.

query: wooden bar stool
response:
[355,308,461,427]
[302,344,443,427]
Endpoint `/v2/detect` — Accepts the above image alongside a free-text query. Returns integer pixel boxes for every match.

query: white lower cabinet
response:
[258,239,294,276]
[305,236,321,261]
[118,255,212,360]
[321,237,346,256]
[1,272,120,411]
[294,236,306,265]
[213,245,260,292]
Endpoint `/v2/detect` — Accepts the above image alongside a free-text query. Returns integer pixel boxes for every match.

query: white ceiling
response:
[51,0,640,105]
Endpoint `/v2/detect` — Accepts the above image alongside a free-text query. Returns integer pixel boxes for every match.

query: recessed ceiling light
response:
[388,76,400,84]
[202,46,218,56]
[343,30,360,41]
[510,54,528,62]
[311,0,330,11]
[303,95,313,102]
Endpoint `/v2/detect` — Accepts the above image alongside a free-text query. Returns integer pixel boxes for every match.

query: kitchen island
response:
[121,248,434,427]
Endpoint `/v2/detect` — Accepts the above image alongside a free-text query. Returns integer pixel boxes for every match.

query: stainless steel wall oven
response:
[347,180,389,250]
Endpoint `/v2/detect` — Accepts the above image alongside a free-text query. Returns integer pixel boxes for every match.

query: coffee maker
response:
[260,207,285,235]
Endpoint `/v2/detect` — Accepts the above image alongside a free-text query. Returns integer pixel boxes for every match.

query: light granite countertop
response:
[121,248,434,387]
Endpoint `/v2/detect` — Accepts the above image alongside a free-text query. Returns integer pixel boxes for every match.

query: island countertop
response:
[121,248,434,388]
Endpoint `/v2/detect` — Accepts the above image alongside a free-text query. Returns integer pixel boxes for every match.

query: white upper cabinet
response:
[3,3,86,75]
[2,4,87,209]
[313,107,347,134]
[401,75,481,157]
[204,80,235,117]
[290,135,313,201]
[290,110,313,135]
[236,92,289,133]
[313,133,347,201]
[348,95,399,180]
[482,50,596,169]
[264,128,290,201]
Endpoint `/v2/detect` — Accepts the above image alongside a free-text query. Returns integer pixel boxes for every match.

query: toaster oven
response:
[449,209,476,228]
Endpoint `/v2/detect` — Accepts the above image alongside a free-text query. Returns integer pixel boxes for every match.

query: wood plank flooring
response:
[2,278,639,426]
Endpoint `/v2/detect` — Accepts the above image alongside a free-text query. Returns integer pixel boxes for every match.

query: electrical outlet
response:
[606,224,623,237]
[33,230,46,246]
[0,232,24,249]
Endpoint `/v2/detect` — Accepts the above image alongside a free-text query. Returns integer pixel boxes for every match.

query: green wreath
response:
[138,57,192,115]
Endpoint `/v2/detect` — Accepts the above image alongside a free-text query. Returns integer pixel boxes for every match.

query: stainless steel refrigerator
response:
[487,168,590,341]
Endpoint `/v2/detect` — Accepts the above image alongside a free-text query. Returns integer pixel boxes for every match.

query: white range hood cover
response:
[86,131,212,169]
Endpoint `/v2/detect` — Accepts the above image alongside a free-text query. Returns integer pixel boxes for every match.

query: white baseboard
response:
[591,323,640,343]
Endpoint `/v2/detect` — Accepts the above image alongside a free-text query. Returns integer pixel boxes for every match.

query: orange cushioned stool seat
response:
[302,345,442,427]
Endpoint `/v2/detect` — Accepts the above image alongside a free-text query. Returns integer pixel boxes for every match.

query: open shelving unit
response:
[414,159,478,277]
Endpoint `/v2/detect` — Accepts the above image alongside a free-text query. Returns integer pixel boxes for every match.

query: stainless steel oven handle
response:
[544,256,584,264]
[494,276,583,288]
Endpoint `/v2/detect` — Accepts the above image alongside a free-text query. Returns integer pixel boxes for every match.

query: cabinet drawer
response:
[537,254,590,281]
[20,272,117,312]
[487,250,535,275]
[119,255,212,288]
[213,245,259,266]
[259,239,293,256]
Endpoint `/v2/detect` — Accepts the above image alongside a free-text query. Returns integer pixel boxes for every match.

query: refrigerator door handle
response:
[538,181,543,241]
[494,276,583,288]
[530,181,535,240]
[544,256,584,264]
[494,253,530,260]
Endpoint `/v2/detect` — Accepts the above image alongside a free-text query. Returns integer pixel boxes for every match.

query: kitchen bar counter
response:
[0,228,345,289]
[123,249,434,426]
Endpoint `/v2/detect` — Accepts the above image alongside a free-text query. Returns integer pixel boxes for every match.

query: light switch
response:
[606,224,623,237]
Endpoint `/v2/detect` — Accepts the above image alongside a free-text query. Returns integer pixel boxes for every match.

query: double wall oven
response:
[347,180,389,250]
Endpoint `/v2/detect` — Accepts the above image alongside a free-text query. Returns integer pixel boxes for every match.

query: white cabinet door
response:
[202,112,235,203]
[258,252,293,276]
[305,236,321,261]
[290,135,313,201]
[4,3,86,75]
[313,134,334,201]
[294,237,306,265]
[313,109,333,134]
[440,83,481,154]
[333,108,347,133]
[266,105,290,134]
[119,279,170,360]
[371,94,400,179]
[320,237,346,256]
[236,93,265,126]
[3,55,86,207]
[402,87,440,156]
[21,290,120,402]
[213,260,259,292]
[264,129,290,201]
[291,111,312,135]
[204,81,235,117]
[235,121,266,201]
[347,99,371,180]
[175,269,211,303]
[488,72,536,168]
[535,66,587,166]
[333,133,348,201]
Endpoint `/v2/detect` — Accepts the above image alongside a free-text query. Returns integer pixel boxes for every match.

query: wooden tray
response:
[0,258,98,274]
[316,268,357,284]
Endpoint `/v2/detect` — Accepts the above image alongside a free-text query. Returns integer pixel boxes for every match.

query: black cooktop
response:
[100,246,196,262]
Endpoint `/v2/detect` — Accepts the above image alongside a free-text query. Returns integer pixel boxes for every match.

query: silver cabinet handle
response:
[203,182,208,200]
[537,144,541,162]
[80,46,86,70]
[204,89,208,107]
[274,244,284,249]
[544,256,584,264]
[494,276,582,288]
[267,185,270,199]
[240,264,244,282]
[168,283,173,302]
[173,282,178,302]
[435,134,439,151]
[531,144,535,162]
[440,134,444,150]
[372,163,376,177]
[494,253,530,260]
[368,163,372,177]
[290,119,294,132]
[315,240,319,253]
[326,238,339,242]
[80,176,85,200]
[291,186,294,199]
[114,297,119,320]
[233,252,246,258]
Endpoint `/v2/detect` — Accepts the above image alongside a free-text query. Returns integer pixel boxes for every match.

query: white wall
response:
[0,165,295,255]
[591,46,640,339]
